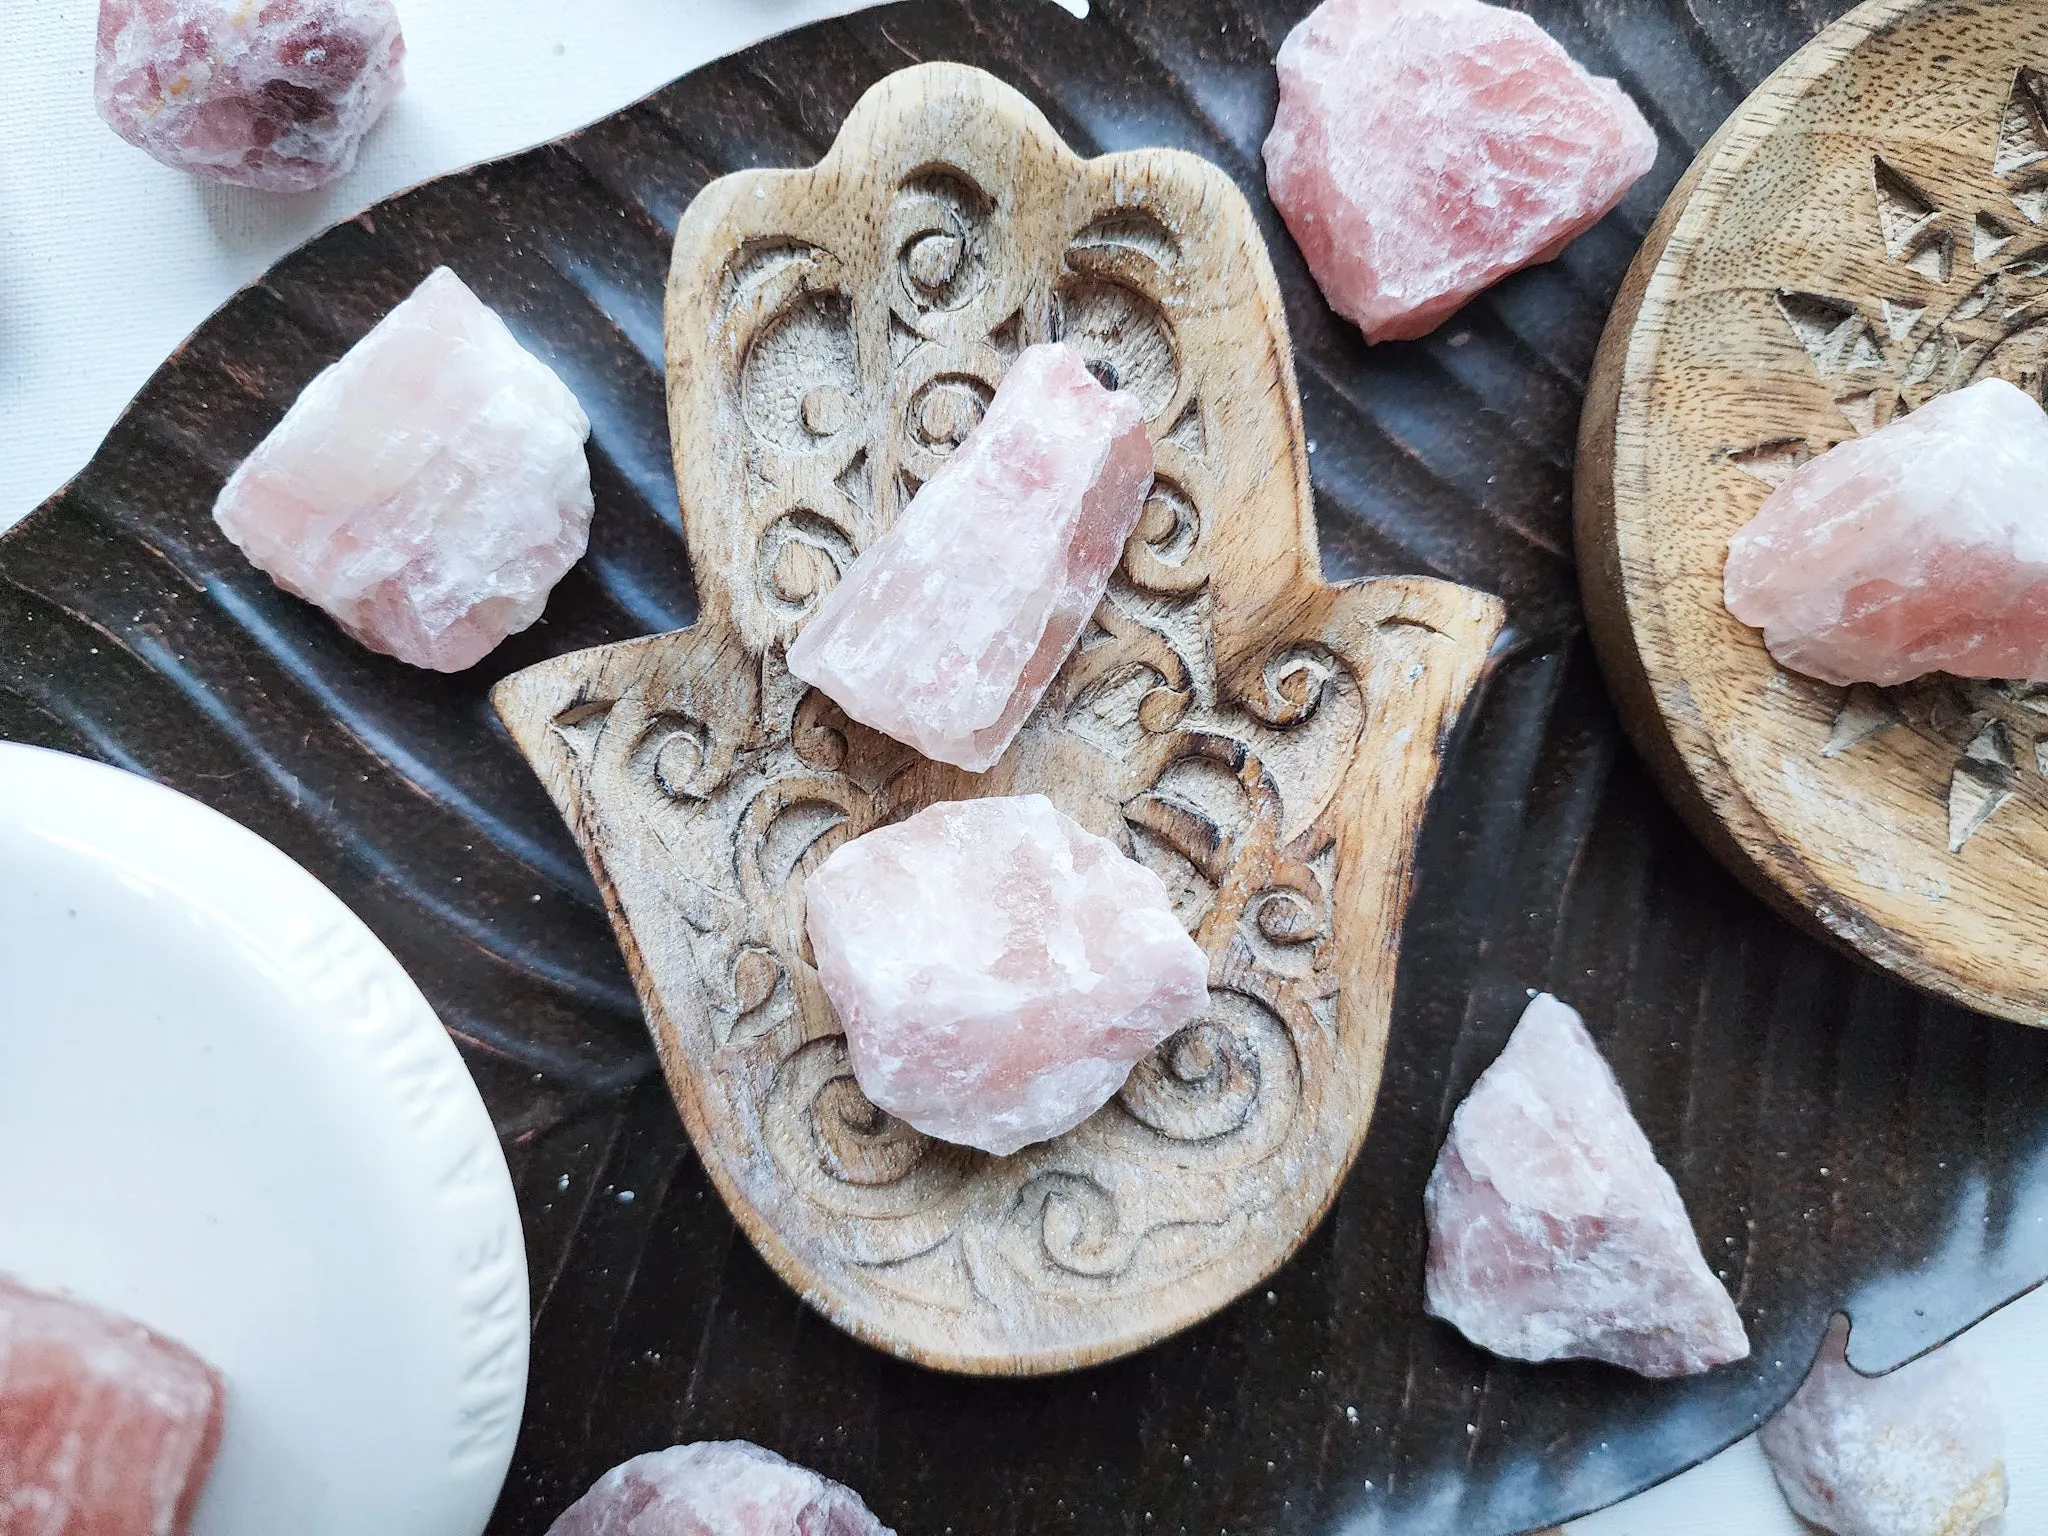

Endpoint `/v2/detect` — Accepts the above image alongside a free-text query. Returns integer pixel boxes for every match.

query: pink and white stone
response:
[804,794,1209,1156]
[95,0,404,193]
[214,266,594,672]
[1725,378,2048,687]
[1262,0,1658,343]
[1423,993,1750,1378]
[0,1274,226,1536]
[786,343,1153,773]
[1760,1319,2006,1536]
[545,1440,895,1536]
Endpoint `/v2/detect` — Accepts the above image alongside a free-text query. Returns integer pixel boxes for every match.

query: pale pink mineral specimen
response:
[786,343,1153,773]
[1760,1319,2006,1536]
[546,1440,894,1536]
[1262,0,1658,343]
[1423,993,1749,1378]
[95,0,405,193]
[804,794,1209,1156]
[1725,378,2048,687]
[214,266,594,672]
[0,1274,226,1536]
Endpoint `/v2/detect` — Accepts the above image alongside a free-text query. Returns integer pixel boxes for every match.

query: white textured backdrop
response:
[0,0,1054,529]
[2,2,2040,1530]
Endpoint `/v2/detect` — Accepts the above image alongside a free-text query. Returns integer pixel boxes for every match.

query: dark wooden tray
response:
[7,1,2047,1532]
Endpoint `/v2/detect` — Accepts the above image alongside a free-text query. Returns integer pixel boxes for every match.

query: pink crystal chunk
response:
[804,794,1210,1156]
[0,1274,226,1536]
[786,343,1153,773]
[1725,378,2048,687]
[95,0,404,193]
[545,1440,894,1536]
[1423,993,1750,1378]
[214,267,595,672]
[1262,0,1658,343]
[1760,1319,2006,1536]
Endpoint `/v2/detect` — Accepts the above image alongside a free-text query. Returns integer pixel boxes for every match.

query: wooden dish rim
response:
[1572,0,2048,1026]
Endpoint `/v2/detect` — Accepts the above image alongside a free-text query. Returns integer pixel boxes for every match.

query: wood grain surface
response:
[15,1,2048,1533]
[1578,0,2048,1025]
[492,62,1502,1375]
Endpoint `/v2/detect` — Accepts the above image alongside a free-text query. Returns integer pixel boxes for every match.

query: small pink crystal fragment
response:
[1262,0,1658,343]
[95,0,405,193]
[1423,993,1749,1378]
[804,794,1209,1156]
[545,1440,894,1536]
[214,267,594,672]
[786,344,1152,773]
[1725,378,2048,687]
[0,1274,226,1536]
[1760,1319,2006,1536]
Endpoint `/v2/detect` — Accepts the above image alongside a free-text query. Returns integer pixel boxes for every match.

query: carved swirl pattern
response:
[625,148,1379,1315]
[563,71,1501,1363]
[1118,998,1271,1143]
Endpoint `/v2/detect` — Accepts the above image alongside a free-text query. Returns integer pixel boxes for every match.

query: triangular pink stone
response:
[1423,993,1749,1378]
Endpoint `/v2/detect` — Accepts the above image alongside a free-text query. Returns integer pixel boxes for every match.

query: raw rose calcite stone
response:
[786,343,1152,773]
[1423,993,1750,1378]
[1759,1320,2006,1536]
[0,1274,226,1536]
[214,266,594,672]
[95,0,404,193]
[545,1441,894,1536]
[1262,0,1658,343]
[804,794,1209,1156]
[1725,378,2048,687]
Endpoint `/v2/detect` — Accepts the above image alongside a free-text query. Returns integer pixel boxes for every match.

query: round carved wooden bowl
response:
[1578,0,2048,1026]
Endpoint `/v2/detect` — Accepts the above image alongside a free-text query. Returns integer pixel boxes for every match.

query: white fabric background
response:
[4,1,2042,1530]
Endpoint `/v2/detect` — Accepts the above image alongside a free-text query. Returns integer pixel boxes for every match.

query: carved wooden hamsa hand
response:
[494,63,1503,1373]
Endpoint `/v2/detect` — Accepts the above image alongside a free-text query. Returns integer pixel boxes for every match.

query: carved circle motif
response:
[653,727,709,800]
[889,170,992,315]
[633,712,729,803]
[732,946,781,1014]
[758,1036,973,1230]
[742,291,859,454]
[792,693,851,774]
[889,345,1012,492]
[1245,645,1336,731]
[1026,1172,1125,1278]
[1255,888,1323,945]
[812,1074,932,1187]
[1123,477,1205,595]
[905,231,966,293]
[800,385,853,437]
[910,374,993,449]
[1118,993,1280,1143]
[756,510,855,616]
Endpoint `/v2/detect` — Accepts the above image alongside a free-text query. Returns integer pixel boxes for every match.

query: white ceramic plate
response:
[0,743,527,1536]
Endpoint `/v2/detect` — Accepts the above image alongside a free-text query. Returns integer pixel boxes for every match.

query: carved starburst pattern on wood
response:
[1726,64,2048,851]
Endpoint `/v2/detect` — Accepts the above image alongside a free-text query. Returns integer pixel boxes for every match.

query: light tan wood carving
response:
[1579,0,2048,1028]
[495,62,1502,1372]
